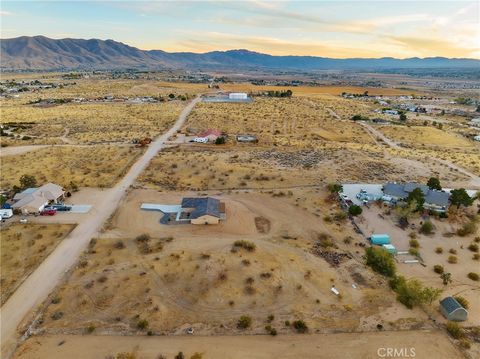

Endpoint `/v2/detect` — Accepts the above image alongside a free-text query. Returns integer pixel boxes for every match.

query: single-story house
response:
[12,183,65,214]
[180,197,226,225]
[439,296,468,321]
[382,182,450,212]
[197,129,222,142]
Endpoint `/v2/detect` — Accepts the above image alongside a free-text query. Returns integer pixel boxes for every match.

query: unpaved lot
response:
[13,330,463,359]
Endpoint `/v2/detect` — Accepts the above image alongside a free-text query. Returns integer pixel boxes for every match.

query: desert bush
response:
[453,296,469,309]
[51,295,61,304]
[174,353,184,359]
[448,255,458,264]
[419,221,433,234]
[473,253,480,260]
[348,205,362,216]
[233,240,256,252]
[50,311,64,320]
[459,339,471,349]
[445,322,464,339]
[449,248,457,254]
[408,248,419,256]
[137,319,149,330]
[433,265,444,274]
[467,272,479,281]
[365,247,396,277]
[333,211,348,221]
[86,324,96,333]
[389,275,442,308]
[468,243,479,252]
[265,325,277,336]
[190,353,203,359]
[409,239,420,248]
[237,315,252,329]
[457,221,477,237]
[292,320,308,333]
[114,240,125,249]
[116,353,136,359]
[135,234,150,242]
[435,247,443,254]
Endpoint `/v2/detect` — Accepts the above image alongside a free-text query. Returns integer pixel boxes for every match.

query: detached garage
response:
[439,296,468,321]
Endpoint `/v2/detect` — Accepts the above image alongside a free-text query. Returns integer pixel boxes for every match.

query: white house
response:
[229,92,248,100]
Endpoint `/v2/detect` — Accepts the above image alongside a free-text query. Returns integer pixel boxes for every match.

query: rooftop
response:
[440,296,466,314]
[181,197,222,219]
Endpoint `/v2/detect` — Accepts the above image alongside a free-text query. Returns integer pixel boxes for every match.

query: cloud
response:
[385,35,479,58]
[1,10,13,16]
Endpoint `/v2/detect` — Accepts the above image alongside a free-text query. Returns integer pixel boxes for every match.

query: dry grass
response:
[1,102,185,145]
[186,97,374,147]
[1,145,143,188]
[0,223,76,305]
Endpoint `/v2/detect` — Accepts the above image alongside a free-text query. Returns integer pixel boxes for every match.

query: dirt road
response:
[360,121,480,187]
[0,97,201,358]
[13,330,463,359]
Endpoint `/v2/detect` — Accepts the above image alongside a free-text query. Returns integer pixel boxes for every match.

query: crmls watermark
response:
[377,347,416,358]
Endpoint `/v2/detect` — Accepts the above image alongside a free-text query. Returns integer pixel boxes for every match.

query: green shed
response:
[370,234,390,245]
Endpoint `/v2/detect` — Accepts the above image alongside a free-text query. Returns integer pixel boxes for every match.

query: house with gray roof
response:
[382,182,450,212]
[439,296,468,321]
[180,197,226,225]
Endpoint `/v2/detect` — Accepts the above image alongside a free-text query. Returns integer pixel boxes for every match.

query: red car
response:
[40,209,56,216]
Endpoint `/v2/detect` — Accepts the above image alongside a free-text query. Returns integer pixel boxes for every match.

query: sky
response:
[1,0,479,59]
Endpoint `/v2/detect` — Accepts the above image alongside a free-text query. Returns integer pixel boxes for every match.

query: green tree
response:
[348,205,363,216]
[19,174,37,190]
[285,89,293,97]
[215,137,225,145]
[390,275,441,308]
[427,177,442,190]
[327,183,343,194]
[365,247,396,277]
[351,115,363,121]
[406,188,425,211]
[450,188,474,208]
[0,195,6,206]
[421,286,442,304]
[399,113,407,121]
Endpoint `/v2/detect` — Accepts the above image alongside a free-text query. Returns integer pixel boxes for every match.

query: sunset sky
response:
[1,0,479,58]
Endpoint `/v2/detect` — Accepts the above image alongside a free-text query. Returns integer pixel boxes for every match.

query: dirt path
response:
[0,97,201,359]
[0,145,49,157]
[13,330,463,359]
[360,121,480,188]
[59,128,76,145]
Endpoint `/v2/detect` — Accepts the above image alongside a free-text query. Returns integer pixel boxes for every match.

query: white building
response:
[469,118,480,127]
[229,92,248,100]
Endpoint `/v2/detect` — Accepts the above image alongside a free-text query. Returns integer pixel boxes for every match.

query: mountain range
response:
[1,36,479,71]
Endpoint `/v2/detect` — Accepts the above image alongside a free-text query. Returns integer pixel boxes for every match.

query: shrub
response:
[389,275,442,308]
[233,240,256,252]
[453,296,469,309]
[408,248,419,256]
[448,255,458,264]
[449,248,457,254]
[51,296,61,304]
[445,322,464,339]
[457,221,477,237]
[292,320,308,333]
[409,239,419,248]
[468,243,479,252]
[265,325,277,336]
[435,247,443,254]
[467,272,479,281]
[419,221,433,234]
[86,324,96,333]
[333,211,347,221]
[135,234,150,243]
[433,265,444,274]
[116,353,136,359]
[174,352,184,359]
[137,319,149,330]
[348,205,362,216]
[459,339,471,349]
[114,240,125,249]
[473,253,480,260]
[190,353,203,359]
[50,311,64,320]
[365,247,396,277]
[237,316,252,329]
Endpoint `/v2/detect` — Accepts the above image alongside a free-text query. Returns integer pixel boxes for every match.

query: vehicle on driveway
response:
[40,209,57,216]
[45,205,71,211]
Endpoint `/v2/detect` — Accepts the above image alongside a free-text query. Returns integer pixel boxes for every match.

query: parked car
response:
[45,205,71,211]
[40,209,56,216]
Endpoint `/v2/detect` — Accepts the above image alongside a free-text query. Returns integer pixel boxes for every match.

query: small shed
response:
[370,234,390,245]
[439,296,468,321]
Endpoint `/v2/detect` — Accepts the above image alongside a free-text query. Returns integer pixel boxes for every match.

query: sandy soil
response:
[356,205,480,327]
[13,330,463,359]
[0,145,49,157]
[0,97,202,359]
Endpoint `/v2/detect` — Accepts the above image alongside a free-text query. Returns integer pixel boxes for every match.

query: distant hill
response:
[1,36,479,71]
